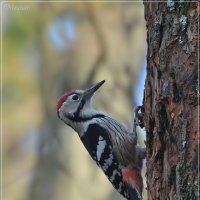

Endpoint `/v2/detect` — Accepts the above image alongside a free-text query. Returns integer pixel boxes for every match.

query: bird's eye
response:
[72,94,79,101]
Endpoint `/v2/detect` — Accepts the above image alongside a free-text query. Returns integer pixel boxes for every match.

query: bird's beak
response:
[83,80,105,99]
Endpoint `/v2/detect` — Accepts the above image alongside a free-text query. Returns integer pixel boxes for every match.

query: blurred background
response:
[2,1,147,200]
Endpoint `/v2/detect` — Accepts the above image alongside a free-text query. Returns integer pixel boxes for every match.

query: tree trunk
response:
[143,2,199,200]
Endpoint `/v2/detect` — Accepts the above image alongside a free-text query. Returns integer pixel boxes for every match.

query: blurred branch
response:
[28,4,70,200]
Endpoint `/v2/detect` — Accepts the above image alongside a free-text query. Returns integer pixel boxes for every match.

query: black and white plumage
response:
[56,80,145,200]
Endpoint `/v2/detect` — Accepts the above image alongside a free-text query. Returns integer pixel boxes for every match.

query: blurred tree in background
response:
[2,2,146,200]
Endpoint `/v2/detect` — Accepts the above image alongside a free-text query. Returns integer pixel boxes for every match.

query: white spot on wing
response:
[99,136,103,140]
[110,169,118,182]
[118,182,123,193]
[102,154,113,171]
[97,137,106,161]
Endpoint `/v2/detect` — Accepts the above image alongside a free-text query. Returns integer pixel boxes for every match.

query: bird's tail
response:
[125,183,142,200]
[122,166,143,200]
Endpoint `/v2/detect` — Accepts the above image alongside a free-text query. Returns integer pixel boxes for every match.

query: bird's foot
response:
[133,106,145,130]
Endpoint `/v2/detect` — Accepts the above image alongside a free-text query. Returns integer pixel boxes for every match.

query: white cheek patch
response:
[102,153,113,171]
[58,108,66,122]
[97,138,106,161]
[60,100,79,115]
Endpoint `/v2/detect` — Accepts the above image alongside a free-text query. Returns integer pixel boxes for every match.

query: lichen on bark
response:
[143,2,199,200]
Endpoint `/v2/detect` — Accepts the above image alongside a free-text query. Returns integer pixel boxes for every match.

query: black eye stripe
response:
[73,99,85,118]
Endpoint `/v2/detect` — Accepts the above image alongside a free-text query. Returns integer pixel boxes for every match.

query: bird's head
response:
[56,80,105,124]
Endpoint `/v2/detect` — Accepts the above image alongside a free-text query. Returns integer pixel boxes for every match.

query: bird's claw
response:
[134,106,145,130]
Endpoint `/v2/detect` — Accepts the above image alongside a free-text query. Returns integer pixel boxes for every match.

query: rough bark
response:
[143,2,199,200]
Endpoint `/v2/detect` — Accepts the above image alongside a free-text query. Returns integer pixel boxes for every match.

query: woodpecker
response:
[56,80,145,200]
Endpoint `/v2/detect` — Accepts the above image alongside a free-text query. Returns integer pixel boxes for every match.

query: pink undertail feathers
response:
[122,166,143,199]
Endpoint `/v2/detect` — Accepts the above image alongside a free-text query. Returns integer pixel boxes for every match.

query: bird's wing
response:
[81,123,130,199]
